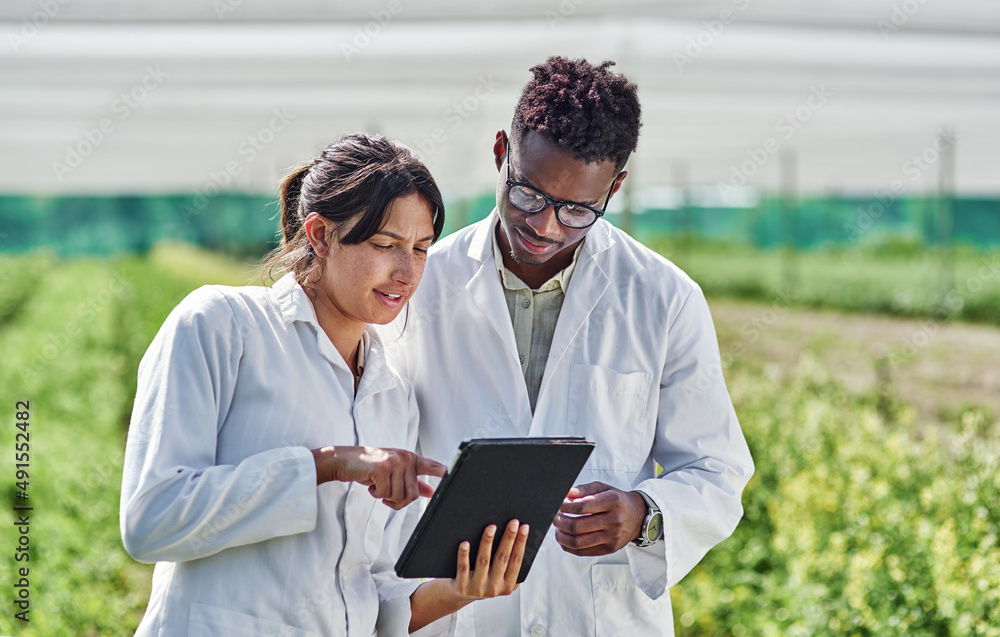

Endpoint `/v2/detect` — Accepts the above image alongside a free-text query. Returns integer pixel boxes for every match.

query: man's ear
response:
[304,212,331,258]
[493,130,508,171]
[610,170,628,199]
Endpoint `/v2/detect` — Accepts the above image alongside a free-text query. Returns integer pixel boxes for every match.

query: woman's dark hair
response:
[261,133,445,287]
[512,56,642,171]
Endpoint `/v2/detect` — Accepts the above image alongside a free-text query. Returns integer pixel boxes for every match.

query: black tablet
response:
[394,437,594,583]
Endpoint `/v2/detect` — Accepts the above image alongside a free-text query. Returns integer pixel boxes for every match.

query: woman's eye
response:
[415,247,429,254]
[372,243,392,250]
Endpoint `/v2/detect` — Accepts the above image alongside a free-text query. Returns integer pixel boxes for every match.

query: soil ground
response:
[708,297,1000,424]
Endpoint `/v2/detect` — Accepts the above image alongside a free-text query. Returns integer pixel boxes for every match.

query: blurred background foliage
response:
[0,235,997,635]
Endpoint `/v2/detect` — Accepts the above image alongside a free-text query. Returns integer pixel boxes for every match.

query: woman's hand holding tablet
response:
[408,519,530,632]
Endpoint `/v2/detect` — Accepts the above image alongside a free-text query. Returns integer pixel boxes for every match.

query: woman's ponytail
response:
[277,162,312,242]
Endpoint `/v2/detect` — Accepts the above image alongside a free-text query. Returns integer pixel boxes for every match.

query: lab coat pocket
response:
[590,564,670,637]
[188,602,320,637]
[567,364,652,471]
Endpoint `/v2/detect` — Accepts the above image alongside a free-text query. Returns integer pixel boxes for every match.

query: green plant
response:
[672,355,1000,637]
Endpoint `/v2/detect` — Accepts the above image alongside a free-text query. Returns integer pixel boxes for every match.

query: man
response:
[386,56,754,636]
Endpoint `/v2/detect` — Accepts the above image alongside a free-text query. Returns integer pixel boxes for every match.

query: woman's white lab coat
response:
[121,274,420,636]
[383,213,754,637]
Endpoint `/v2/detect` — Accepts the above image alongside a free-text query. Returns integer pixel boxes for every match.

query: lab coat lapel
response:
[466,214,519,362]
[274,272,354,380]
[533,222,613,423]
[355,331,397,404]
[466,214,532,435]
[354,331,398,448]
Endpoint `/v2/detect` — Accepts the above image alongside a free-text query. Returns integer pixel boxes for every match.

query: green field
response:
[0,244,258,636]
[0,242,997,635]
[652,235,1000,326]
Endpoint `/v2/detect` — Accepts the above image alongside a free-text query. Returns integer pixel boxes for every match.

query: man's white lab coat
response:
[383,213,754,636]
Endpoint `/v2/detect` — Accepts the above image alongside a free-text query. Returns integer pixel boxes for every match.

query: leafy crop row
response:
[672,354,999,636]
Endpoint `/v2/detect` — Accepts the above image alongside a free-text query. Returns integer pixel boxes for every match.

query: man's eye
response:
[372,243,392,250]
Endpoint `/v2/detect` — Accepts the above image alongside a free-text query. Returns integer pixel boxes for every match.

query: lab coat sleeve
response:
[374,383,424,635]
[372,501,422,636]
[625,286,754,599]
[120,286,318,564]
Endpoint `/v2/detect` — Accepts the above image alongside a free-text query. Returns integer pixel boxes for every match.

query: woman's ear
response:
[304,212,331,258]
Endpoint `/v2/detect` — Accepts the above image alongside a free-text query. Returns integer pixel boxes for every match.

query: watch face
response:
[646,513,662,542]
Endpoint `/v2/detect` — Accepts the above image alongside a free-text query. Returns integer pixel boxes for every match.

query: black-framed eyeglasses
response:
[505,161,615,229]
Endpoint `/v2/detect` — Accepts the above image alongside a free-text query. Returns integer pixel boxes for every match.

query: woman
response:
[120,133,527,636]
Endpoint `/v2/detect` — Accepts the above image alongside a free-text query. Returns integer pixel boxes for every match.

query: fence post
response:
[936,128,955,309]
[780,150,799,293]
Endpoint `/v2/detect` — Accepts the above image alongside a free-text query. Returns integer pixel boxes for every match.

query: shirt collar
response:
[271,272,393,397]
[273,272,319,326]
[356,331,367,377]
[357,327,397,401]
[490,218,584,293]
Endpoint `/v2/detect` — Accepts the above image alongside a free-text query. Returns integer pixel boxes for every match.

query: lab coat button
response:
[530,624,546,637]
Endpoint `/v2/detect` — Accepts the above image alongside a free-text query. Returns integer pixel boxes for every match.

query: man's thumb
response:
[567,481,607,499]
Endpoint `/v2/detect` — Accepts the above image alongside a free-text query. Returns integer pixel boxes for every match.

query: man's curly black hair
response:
[511,56,641,171]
